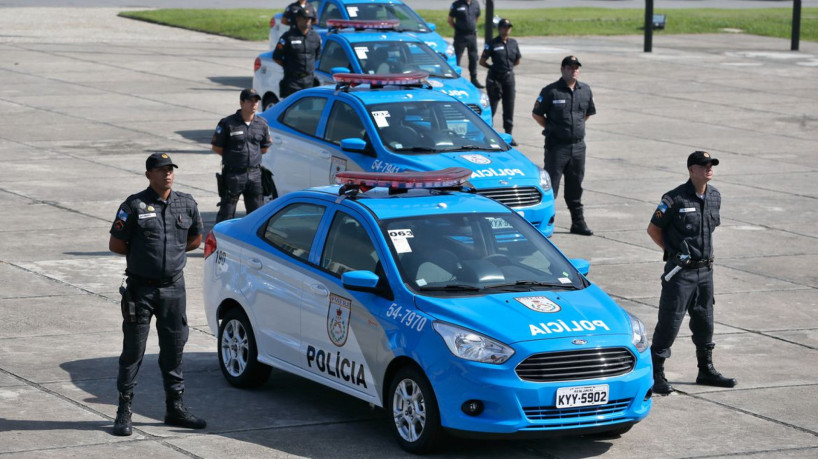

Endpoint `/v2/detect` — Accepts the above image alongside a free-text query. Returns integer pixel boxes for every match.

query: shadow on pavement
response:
[207,76,253,89]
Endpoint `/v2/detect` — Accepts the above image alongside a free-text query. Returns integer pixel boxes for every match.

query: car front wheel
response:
[387,365,443,454]
[218,308,271,387]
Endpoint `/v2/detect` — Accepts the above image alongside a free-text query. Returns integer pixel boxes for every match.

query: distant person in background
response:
[448,0,483,88]
[480,18,520,144]
[281,0,317,27]
[274,6,322,99]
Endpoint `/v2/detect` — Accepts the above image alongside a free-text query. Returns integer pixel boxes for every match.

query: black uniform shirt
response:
[283,1,318,25]
[273,27,322,79]
[211,111,273,171]
[650,180,721,261]
[110,188,203,280]
[448,0,480,35]
[532,78,596,143]
[482,36,521,76]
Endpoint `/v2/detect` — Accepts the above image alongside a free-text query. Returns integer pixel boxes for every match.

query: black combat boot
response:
[696,345,738,388]
[164,390,207,429]
[471,77,485,89]
[651,354,674,395]
[112,392,133,436]
[569,208,594,236]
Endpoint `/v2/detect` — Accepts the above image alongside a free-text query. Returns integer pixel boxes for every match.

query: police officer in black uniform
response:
[109,153,206,436]
[281,0,317,27]
[532,55,596,236]
[448,0,483,88]
[273,6,321,99]
[647,151,738,395]
[211,88,273,223]
[479,18,520,143]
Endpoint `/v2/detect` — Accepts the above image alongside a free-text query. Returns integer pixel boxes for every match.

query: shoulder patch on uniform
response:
[117,209,129,222]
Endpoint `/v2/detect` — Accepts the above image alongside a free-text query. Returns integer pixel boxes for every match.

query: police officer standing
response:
[211,88,273,223]
[647,151,737,395]
[532,55,596,236]
[109,153,206,436]
[273,6,321,99]
[479,18,520,144]
[281,0,317,27]
[447,0,484,88]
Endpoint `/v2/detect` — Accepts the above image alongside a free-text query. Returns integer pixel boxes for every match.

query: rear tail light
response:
[269,16,276,28]
[204,231,217,259]
[254,57,262,72]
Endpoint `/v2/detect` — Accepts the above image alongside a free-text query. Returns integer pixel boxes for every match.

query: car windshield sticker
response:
[530,320,610,336]
[388,229,413,253]
[371,110,390,128]
[138,212,157,219]
[486,217,512,229]
[462,154,491,165]
[558,277,572,284]
[346,6,359,17]
[448,122,468,135]
[354,46,368,60]
[327,294,352,347]
[516,296,561,313]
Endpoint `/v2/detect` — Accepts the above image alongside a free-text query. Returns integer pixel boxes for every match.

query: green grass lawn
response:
[118,7,818,42]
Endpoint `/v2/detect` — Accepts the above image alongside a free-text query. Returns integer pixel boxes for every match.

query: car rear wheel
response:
[218,308,271,387]
[387,366,443,454]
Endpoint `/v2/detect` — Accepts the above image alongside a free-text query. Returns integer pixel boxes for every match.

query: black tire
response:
[386,365,443,454]
[217,308,271,388]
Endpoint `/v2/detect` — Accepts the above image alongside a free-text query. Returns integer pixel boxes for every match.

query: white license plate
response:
[555,384,609,408]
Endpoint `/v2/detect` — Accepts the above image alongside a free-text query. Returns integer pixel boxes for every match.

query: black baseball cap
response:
[240,88,261,101]
[296,6,316,19]
[146,153,178,170]
[561,55,582,67]
[498,18,512,29]
[687,151,720,167]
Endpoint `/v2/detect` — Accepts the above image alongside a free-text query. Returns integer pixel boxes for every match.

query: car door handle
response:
[248,258,263,270]
[308,283,329,297]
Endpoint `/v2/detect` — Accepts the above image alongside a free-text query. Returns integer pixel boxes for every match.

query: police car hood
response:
[396,149,540,188]
[427,77,480,105]
[413,285,630,344]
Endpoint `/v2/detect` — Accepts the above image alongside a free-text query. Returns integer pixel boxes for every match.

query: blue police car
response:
[203,168,653,453]
[268,0,454,65]
[255,19,491,124]
[260,72,555,235]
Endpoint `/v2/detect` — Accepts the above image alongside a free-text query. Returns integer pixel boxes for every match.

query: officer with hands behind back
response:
[273,5,321,99]
[448,0,483,88]
[647,151,738,395]
[109,153,206,436]
[480,18,520,144]
[211,88,273,223]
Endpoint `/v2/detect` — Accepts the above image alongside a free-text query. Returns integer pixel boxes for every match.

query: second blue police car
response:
[260,72,555,235]
[203,169,653,453]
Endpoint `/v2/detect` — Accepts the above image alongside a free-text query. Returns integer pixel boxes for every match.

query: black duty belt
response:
[688,258,714,269]
[224,165,260,173]
[127,271,183,287]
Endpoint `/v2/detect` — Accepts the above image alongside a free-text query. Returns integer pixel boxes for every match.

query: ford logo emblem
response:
[572,339,587,345]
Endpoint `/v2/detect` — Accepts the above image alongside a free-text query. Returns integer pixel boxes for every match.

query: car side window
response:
[279,96,327,136]
[321,212,380,276]
[318,40,351,73]
[262,203,326,262]
[324,101,365,145]
[319,3,342,27]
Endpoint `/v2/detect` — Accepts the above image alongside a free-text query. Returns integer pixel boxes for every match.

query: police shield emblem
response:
[327,294,352,347]
[516,296,561,313]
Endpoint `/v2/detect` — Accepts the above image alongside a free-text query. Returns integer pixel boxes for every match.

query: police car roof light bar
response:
[336,167,473,194]
[326,19,400,32]
[333,72,430,91]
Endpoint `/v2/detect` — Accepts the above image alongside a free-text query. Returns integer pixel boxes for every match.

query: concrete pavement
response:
[1,7,817,458]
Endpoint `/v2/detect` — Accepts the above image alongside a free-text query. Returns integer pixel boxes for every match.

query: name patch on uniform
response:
[138,212,156,219]
[291,40,302,44]
[679,208,697,213]
[553,99,566,104]
[230,130,244,136]
[494,46,505,51]
[457,6,466,10]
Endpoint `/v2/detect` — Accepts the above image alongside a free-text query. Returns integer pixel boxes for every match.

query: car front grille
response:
[515,348,635,383]
[523,398,632,422]
[466,103,482,115]
[476,187,542,208]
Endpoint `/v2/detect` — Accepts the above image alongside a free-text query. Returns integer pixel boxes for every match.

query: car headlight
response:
[539,168,552,191]
[480,91,489,108]
[446,43,455,57]
[628,312,649,352]
[433,322,514,364]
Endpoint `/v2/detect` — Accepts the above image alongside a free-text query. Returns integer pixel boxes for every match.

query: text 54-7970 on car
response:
[203,169,653,453]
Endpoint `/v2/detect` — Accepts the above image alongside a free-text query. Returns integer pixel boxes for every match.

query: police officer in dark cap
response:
[211,88,273,223]
[281,0,318,27]
[109,153,206,436]
[647,151,737,395]
[448,0,483,88]
[532,55,596,236]
[479,18,520,144]
[273,5,321,99]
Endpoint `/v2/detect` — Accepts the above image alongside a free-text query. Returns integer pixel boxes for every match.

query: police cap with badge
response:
[146,152,178,170]
[687,150,719,168]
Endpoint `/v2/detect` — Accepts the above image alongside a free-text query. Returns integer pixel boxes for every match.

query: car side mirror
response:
[498,132,513,145]
[341,138,367,153]
[331,66,351,75]
[342,270,381,292]
[569,258,590,276]
[454,66,462,76]
[426,22,436,32]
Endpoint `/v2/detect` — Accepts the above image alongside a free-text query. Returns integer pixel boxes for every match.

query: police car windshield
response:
[368,101,507,154]
[353,41,456,78]
[345,4,429,32]
[382,212,584,296]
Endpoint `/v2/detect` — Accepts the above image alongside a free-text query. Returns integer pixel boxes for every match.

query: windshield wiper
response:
[440,145,487,152]
[417,284,481,292]
[394,146,440,153]
[483,280,577,290]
